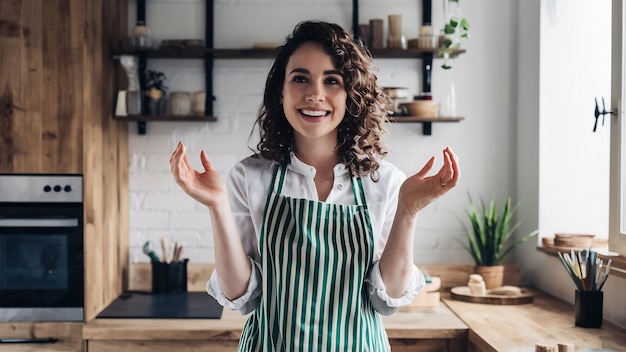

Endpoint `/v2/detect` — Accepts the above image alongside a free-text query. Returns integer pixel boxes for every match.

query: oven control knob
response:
[64,185,72,192]
[53,185,62,192]
[43,185,52,192]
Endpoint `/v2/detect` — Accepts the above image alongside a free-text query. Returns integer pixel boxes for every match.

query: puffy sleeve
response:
[205,159,263,315]
[365,261,425,315]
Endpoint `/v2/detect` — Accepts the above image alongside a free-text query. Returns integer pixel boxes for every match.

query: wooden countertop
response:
[82,285,626,350]
[443,287,626,351]
[82,301,468,341]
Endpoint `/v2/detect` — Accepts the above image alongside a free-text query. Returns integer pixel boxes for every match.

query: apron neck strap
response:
[269,162,288,195]
[351,175,367,206]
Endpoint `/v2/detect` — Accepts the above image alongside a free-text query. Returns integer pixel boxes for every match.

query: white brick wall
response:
[127,0,515,265]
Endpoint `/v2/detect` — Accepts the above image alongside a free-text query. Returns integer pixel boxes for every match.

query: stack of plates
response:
[553,233,596,248]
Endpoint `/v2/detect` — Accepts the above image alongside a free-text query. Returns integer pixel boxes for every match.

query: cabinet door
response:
[86,340,238,352]
[390,338,449,352]
[0,322,83,352]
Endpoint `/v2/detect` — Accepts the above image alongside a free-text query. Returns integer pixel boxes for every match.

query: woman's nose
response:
[305,82,325,102]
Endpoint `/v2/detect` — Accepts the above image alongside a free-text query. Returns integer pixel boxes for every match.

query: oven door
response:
[0,203,83,321]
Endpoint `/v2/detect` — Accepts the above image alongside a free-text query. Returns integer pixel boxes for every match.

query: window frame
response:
[608,0,626,256]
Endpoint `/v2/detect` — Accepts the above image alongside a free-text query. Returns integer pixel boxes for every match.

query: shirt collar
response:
[287,151,349,177]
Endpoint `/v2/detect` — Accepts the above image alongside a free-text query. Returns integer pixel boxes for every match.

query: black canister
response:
[151,259,188,294]
[575,289,603,328]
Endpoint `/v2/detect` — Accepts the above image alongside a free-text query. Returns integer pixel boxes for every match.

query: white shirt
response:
[207,153,425,315]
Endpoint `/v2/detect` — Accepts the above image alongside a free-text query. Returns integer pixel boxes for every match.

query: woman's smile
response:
[299,108,330,121]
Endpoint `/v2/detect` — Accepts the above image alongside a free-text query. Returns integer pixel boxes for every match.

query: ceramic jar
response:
[169,92,191,116]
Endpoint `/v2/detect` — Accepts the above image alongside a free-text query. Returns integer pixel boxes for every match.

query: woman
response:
[170,20,459,351]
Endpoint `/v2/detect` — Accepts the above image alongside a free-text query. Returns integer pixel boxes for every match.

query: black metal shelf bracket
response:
[132,0,214,135]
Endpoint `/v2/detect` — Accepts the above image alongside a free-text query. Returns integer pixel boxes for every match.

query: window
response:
[608,0,626,256]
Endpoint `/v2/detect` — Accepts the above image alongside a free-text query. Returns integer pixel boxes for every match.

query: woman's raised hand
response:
[169,141,228,209]
[398,147,460,217]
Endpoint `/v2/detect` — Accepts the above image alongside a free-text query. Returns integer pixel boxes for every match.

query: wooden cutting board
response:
[450,286,534,305]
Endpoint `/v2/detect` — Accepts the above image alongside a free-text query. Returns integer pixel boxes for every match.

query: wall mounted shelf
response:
[390,116,464,135]
[112,48,465,60]
[113,115,217,122]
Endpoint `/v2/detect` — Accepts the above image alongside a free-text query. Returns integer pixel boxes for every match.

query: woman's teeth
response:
[301,109,327,117]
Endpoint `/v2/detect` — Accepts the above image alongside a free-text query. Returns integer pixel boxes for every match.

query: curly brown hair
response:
[252,20,393,179]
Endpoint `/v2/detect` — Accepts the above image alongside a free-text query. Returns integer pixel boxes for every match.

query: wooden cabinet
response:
[0,322,83,352]
[86,338,464,352]
[87,340,238,352]
[0,0,130,323]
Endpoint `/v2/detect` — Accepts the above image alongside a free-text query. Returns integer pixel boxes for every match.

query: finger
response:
[200,150,213,171]
[447,147,460,185]
[416,156,435,177]
[169,141,182,164]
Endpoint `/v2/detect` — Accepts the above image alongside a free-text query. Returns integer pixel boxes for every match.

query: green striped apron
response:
[238,163,390,352]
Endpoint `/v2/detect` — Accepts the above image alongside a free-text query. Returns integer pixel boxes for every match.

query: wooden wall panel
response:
[0,0,129,324]
[82,0,129,322]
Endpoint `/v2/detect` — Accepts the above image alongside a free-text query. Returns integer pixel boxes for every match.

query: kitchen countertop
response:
[443,287,626,351]
[82,298,468,341]
[82,288,626,351]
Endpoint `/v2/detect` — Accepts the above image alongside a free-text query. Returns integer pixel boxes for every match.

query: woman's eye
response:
[293,75,308,84]
[326,77,342,86]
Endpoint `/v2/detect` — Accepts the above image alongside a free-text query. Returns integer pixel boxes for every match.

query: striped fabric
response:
[238,163,390,352]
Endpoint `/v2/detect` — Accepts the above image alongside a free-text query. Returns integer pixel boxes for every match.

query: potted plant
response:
[460,195,538,289]
[144,69,168,115]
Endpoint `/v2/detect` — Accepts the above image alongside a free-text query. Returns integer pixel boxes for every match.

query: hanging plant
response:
[440,0,470,70]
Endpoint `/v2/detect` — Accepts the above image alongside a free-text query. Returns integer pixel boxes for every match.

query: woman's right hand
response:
[169,141,227,209]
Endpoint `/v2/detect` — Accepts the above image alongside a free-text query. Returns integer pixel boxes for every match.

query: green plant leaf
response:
[461,18,470,30]
[444,24,456,35]
[441,64,452,70]
[444,38,453,48]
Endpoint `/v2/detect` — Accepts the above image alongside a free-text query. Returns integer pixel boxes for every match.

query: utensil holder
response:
[575,290,603,328]
[151,259,188,294]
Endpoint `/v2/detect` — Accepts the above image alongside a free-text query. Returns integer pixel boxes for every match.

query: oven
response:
[0,174,83,321]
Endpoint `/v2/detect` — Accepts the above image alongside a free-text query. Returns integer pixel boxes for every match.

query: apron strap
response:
[269,162,288,195]
[351,175,367,207]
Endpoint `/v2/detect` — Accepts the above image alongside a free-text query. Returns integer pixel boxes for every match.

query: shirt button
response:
[337,184,343,190]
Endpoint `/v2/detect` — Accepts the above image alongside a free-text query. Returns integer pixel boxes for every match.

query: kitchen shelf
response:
[390,116,464,135]
[116,0,465,136]
[113,115,217,122]
[111,48,465,60]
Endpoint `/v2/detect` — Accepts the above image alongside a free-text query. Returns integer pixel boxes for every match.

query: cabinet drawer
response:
[390,338,450,352]
[0,322,83,352]
[87,340,238,352]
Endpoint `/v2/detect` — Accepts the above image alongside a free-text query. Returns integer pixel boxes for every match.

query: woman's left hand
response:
[398,146,460,216]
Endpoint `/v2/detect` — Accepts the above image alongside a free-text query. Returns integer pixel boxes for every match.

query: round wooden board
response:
[450,286,534,305]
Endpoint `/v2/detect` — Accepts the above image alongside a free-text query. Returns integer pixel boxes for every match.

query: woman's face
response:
[281,42,347,144]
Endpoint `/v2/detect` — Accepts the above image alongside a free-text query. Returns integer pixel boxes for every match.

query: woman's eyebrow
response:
[288,68,342,76]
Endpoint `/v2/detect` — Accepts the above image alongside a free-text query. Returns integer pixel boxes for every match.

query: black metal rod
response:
[422,0,432,25]
[137,0,146,23]
[421,0,433,92]
[205,0,214,116]
[422,53,433,92]
[352,0,359,40]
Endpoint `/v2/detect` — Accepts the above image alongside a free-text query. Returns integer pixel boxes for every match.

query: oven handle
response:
[0,338,59,344]
[0,218,79,227]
